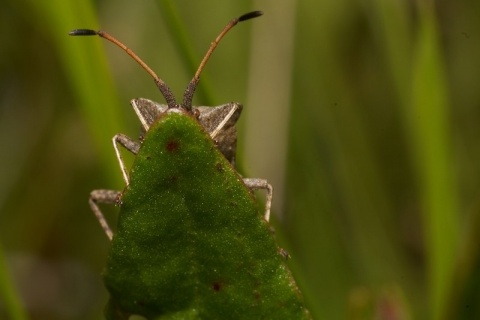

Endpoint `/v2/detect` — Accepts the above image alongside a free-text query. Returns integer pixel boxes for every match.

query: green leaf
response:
[103,112,311,319]
[0,243,27,320]
[410,3,459,319]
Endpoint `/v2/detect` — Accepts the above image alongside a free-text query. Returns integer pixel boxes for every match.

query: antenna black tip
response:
[238,11,263,22]
[69,29,98,36]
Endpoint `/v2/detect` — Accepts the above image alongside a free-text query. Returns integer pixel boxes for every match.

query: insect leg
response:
[89,189,121,240]
[243,178,273,222]
[113,133,140,185]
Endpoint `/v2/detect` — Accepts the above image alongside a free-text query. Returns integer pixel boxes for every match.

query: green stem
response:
[0,243,28,320]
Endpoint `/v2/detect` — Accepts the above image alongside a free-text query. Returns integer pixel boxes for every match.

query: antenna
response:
[182,11,263,110]
[69,11,263,110]
[69,29,177,108]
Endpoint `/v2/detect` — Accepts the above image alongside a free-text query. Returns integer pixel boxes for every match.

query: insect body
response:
[71,11,310,320]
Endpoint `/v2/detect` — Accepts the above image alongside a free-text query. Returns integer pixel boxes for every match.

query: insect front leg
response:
[89,189,121,240]
[113,133,140,185]
[243,178,273,222]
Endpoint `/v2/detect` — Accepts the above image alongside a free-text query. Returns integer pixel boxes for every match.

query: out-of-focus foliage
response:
[1,0,479,319]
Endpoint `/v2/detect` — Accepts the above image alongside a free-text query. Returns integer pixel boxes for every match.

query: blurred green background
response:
[1,0,480,319]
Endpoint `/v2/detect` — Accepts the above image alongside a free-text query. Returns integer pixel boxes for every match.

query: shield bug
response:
[70,11,311,319]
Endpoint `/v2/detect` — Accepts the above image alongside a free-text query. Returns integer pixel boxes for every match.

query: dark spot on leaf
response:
[215,162,224,173]
[166,140,180,152]
[146,156,151,160]
[169,175,178,184]
[212,281,222,291]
